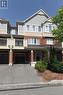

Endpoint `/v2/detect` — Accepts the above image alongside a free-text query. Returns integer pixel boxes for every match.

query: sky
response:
[0,0,63,26]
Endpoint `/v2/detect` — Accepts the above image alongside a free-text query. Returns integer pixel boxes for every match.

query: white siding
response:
[25,15,47,25]
[18,12,48,34]
[24,15,47,32]
[18,25,23,35]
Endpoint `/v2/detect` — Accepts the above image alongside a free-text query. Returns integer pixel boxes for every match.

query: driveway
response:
[0,64,41,84]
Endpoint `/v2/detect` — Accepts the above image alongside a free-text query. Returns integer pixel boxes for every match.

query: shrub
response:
[42,48,48,63]
[35,60,47,72]
[48,55,63,73]
[51,62,63,73]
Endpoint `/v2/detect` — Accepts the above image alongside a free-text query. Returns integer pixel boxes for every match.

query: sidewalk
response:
[0,80,63,91]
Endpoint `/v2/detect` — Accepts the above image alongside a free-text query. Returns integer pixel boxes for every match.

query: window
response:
[33,25,35,31]
[0,38,7,46]
[38,26,41,32]
[15,39,23,46]
[47,39,53,45]
[27,25,29,31]
[28,38,39,45]
[34,38,36,44]
[46,25,49,31]
[49,24,52,31]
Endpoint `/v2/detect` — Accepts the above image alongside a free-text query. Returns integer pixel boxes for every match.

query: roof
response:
[16,9,49,25]
[0,18,9,23]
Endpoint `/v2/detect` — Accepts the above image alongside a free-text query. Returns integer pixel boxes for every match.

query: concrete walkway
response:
[0,64,41,84]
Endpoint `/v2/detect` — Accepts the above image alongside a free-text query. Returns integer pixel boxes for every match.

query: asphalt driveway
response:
[0,64,41,84]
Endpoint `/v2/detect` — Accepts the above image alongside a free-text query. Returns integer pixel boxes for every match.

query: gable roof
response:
[16,9,49,25]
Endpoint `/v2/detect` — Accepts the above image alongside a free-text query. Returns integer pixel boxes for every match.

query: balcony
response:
[42,32,53,37]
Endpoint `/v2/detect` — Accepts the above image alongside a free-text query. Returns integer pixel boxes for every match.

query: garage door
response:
[14,53,26,64]
[0,52,9,64]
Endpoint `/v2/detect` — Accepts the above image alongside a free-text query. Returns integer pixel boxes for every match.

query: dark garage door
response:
[14,53,26,64]
[0,52,9,64]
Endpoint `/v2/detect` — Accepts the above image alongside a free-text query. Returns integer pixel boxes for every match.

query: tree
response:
[52,6,63,42]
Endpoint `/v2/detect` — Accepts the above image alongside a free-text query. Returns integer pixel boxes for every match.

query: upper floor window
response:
[27,25,29,31]
[0,38,7,46]
[38,26,41,32]
[28,38,39,45]
[33,25,35,31]
[46,25,49,31]
[49,24,52,31]
[15,39,23,46]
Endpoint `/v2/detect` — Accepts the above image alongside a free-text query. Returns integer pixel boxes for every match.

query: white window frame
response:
[28,38,40,45]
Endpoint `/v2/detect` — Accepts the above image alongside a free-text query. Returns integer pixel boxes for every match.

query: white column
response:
[31,50,36,67]
[31,50,34,63]
[9,48,13,66]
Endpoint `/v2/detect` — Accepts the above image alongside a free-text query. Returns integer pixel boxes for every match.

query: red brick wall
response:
[40,37,46,45]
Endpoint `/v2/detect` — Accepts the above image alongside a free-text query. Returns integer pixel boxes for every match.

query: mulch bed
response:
[37,70,63,81]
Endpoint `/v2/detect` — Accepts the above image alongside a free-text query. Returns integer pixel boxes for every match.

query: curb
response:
[0,81,63,91]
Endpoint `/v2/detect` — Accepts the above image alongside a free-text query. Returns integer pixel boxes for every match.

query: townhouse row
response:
[0,9,62,66]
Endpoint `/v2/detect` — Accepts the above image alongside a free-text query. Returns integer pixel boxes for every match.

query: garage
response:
[13,50,31,64]
[0,51,9,64]
[14,53,26,64]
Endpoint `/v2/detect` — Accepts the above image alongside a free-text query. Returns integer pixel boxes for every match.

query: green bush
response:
[48,55,63,73]
[51,62,63,73]
[35,60,47,72]
[42,48,48,63]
